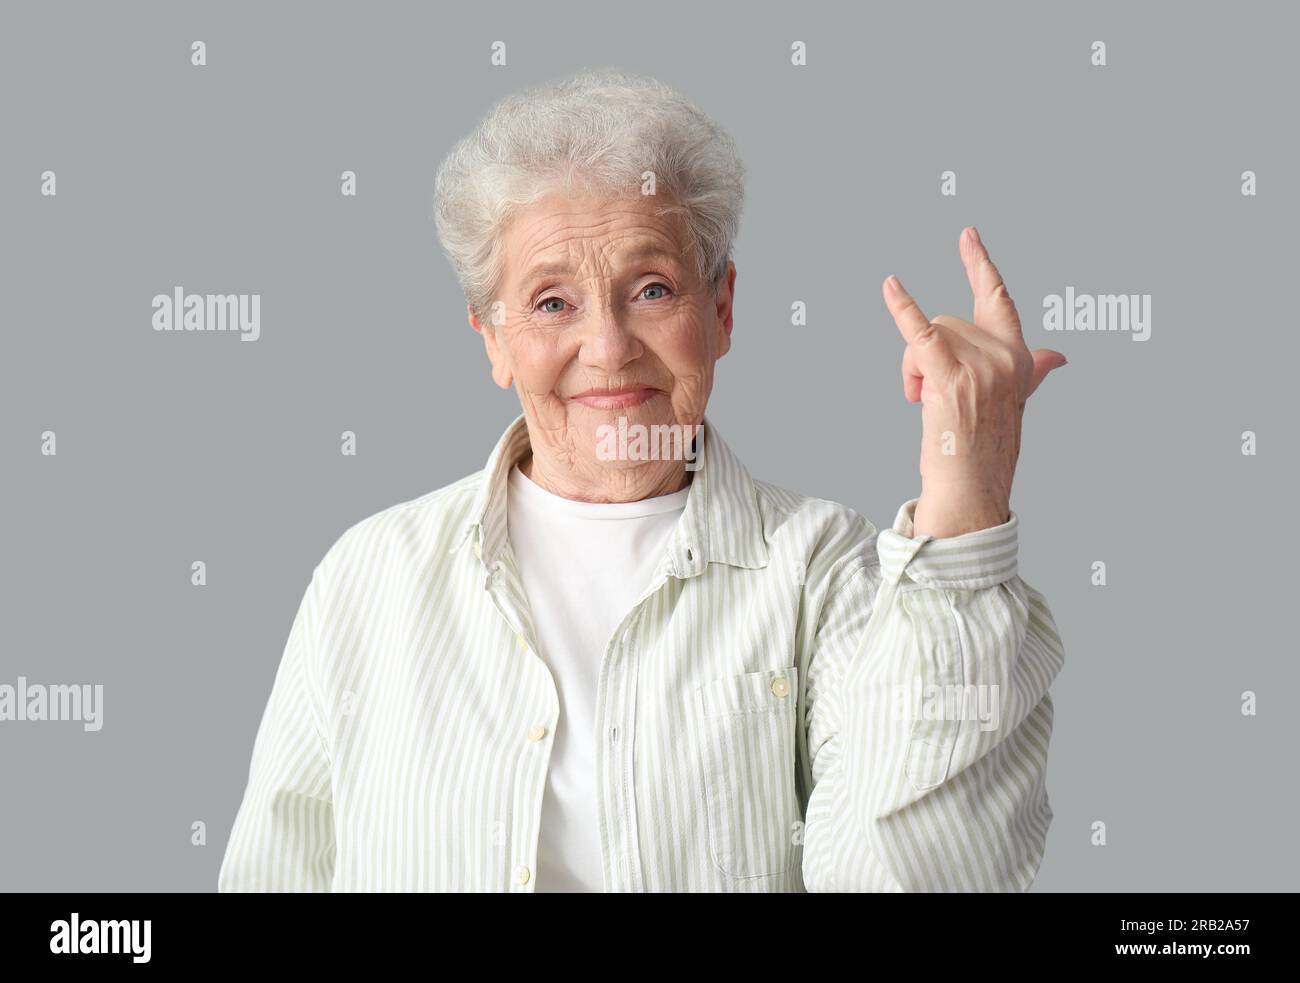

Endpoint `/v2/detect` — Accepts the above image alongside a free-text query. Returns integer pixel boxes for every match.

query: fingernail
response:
[969,226,982,246]
[886,274,902,293]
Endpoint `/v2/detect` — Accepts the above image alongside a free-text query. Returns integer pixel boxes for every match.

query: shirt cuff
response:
[876,498,1019,589]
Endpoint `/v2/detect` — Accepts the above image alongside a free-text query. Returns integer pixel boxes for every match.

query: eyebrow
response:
[517,246,683,295]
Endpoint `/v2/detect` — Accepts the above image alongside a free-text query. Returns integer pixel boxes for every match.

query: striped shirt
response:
[217,413,1064,892]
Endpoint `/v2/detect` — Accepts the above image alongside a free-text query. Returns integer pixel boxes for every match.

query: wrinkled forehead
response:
[502,192,693,287]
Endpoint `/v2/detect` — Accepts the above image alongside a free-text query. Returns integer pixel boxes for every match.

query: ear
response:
[468,303,513,389]
[713,261,736,358]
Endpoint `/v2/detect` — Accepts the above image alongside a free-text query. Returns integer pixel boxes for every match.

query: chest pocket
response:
[694,666,802,879]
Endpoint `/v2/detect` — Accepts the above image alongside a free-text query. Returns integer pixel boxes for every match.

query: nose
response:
[577,302,642,374]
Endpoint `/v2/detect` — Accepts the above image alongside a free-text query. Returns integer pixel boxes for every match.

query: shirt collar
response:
[449,413,769,577]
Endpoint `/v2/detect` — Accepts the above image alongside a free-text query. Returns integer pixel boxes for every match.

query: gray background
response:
[2,0,1295,891]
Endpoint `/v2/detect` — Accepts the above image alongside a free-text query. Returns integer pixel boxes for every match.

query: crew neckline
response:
[508,464,691,519]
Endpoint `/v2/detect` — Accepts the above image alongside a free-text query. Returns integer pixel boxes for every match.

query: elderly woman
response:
[218,70,1066,893]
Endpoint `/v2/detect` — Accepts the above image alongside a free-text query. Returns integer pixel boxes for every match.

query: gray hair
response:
[432,68,746,320]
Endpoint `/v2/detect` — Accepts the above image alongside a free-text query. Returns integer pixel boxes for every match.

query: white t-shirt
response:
[505,463,691,892]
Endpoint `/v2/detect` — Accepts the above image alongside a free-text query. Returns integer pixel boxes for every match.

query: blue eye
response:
[537,297,567,313]
[639,283,671,301]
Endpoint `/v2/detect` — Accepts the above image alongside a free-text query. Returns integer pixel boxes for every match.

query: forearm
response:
[840,505,1064,891]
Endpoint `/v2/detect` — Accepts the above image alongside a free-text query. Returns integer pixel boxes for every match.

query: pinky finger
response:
[901,348,923,403]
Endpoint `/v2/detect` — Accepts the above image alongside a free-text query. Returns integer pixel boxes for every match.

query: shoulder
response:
[311,469,485,584]
[752,477,878,548]
[750,477,882,591]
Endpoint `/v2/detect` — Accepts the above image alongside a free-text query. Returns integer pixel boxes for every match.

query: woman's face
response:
[470,191,735,499]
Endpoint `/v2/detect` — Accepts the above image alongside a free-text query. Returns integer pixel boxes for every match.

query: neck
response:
[519,451,691,503]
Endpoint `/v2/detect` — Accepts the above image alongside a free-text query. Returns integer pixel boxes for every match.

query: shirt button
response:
[771,676,790,698]
[514,864,531,885]
[526,724,546,742]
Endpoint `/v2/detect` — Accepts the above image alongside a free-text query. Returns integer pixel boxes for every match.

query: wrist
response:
[912,487,1009,539]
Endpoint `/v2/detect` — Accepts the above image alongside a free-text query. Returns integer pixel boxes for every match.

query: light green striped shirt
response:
[218,413,1064,892]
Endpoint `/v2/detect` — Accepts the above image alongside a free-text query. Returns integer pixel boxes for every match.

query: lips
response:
[569,387,660,410]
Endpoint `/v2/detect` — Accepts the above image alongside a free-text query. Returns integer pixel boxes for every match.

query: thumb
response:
[1026,348,1067,398]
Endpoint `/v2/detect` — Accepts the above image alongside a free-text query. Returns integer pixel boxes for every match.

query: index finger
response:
[959,226,1023,341]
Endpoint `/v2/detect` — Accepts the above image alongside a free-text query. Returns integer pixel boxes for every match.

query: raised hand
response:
[882,226,1066,539]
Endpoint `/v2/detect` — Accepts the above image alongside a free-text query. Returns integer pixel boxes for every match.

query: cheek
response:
[657,311,716,381]
[651,321,716,430]
[505,328,569,392]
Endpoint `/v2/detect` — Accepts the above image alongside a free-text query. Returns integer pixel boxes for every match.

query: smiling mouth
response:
[569,387,660,409]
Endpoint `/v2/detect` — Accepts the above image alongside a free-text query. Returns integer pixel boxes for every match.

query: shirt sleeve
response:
[801,498,1065,892]
[217,567,336,892]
